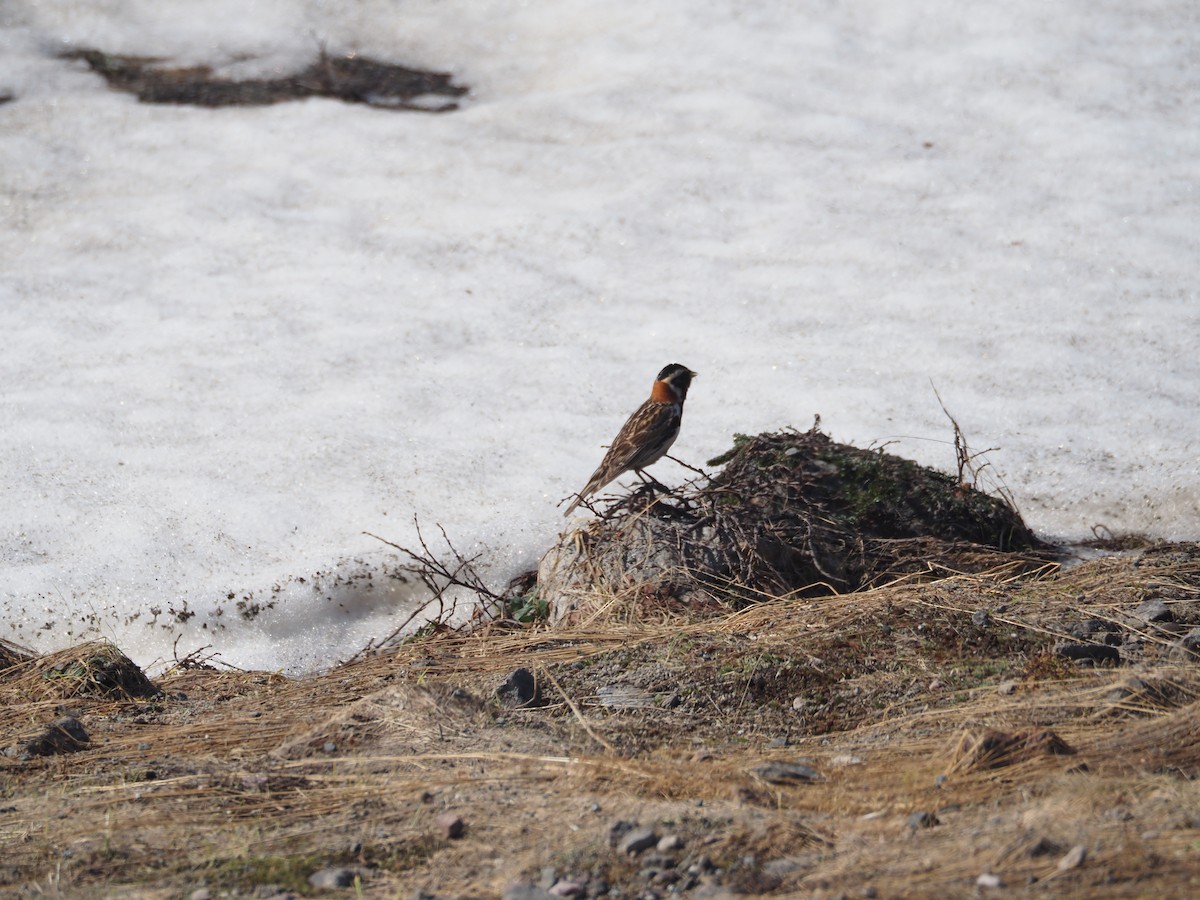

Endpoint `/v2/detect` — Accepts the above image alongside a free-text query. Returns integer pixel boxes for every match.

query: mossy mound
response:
[540,428,1048,623]
[708,428,1038,552]
[29,641,161,700]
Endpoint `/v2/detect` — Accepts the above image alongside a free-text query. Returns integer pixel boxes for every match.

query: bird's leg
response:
[633,469,670,493]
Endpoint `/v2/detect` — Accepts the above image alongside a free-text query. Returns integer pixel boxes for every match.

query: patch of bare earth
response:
[2,544,1200,898]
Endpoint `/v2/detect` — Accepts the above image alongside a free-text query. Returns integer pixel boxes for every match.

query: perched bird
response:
[563,363,697,516]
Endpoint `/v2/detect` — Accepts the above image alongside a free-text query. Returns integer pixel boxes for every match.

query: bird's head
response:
[653,363,696,402]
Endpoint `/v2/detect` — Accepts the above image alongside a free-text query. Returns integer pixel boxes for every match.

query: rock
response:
[753,761,822,785]
[997,680,1018,695]
[1135,599,1172,623]
[1169,628,1200,662]
[608,819,638,846]
[501,882,556,900]
[1025,836,1064,857]
[1069,618,1115,639]
[548,880,585,897]
[619,827,660,855]
[189,890,212,900]
[658,834,685,852]
[435,812,465,839]
[762,857,804,878]
[1151,621,1189,638]
[1056,643,1120,666]
[496,668,540,708]
[1057,844,1087,871]
[308,867,362,888]
[21,716,90,757]
[830,754,864,766]
[976,873,1003,888]
[971,609,992,628]
[907,811,939,830]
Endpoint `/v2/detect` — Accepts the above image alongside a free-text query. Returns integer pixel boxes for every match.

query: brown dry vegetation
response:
[3,544,1200,898]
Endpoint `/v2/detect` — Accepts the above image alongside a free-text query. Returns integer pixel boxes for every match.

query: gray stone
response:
[619,826,660,855]
[658,834,685,852]
[1057,843,1087,871]
[753,761,822,785]
[607,818,638,846]
[1135,599,1172,623]
[435,812,465,839]
[1170,628,1200,662]
[907,811,939,829]
[1069,618,1112,639]
[971,609,992,628]
[1056,642,1120,666]
[501,882,556,900]
[308,867,361,888]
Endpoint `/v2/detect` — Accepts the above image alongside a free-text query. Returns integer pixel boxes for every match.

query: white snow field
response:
[1,0,1196,671]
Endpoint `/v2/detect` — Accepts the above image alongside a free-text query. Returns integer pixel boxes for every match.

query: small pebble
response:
[619,827,660,855]
[1057,844,1087,871]
[658,834,684,852]
[436,812,465,840]
[753,761,822,785]
[830,754,864,766]
[976,873,1003,888]
[308,867,360,889]
[496,668,541,708]
[1135,599,1172,623]
[907,811,939,829]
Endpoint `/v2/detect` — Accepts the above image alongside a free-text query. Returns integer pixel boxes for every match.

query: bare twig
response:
[930,380,1019,511]
[352,518,506,660]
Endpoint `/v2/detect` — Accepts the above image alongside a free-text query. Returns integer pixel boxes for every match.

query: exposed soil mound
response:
[63,48,467,111]
[541,428,1047,624]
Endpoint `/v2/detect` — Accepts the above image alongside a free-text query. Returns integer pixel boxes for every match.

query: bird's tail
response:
[562,465,610,517]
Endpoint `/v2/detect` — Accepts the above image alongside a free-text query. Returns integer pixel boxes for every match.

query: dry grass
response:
[2,546,1200,897]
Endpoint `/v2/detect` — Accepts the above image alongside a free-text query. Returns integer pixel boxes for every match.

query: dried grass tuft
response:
[947,728,1075,773]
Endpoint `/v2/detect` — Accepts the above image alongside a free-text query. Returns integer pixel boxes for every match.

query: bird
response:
[563,363,697,516]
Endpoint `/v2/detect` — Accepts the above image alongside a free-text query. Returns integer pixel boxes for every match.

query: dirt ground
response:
[2,542,1200,899]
